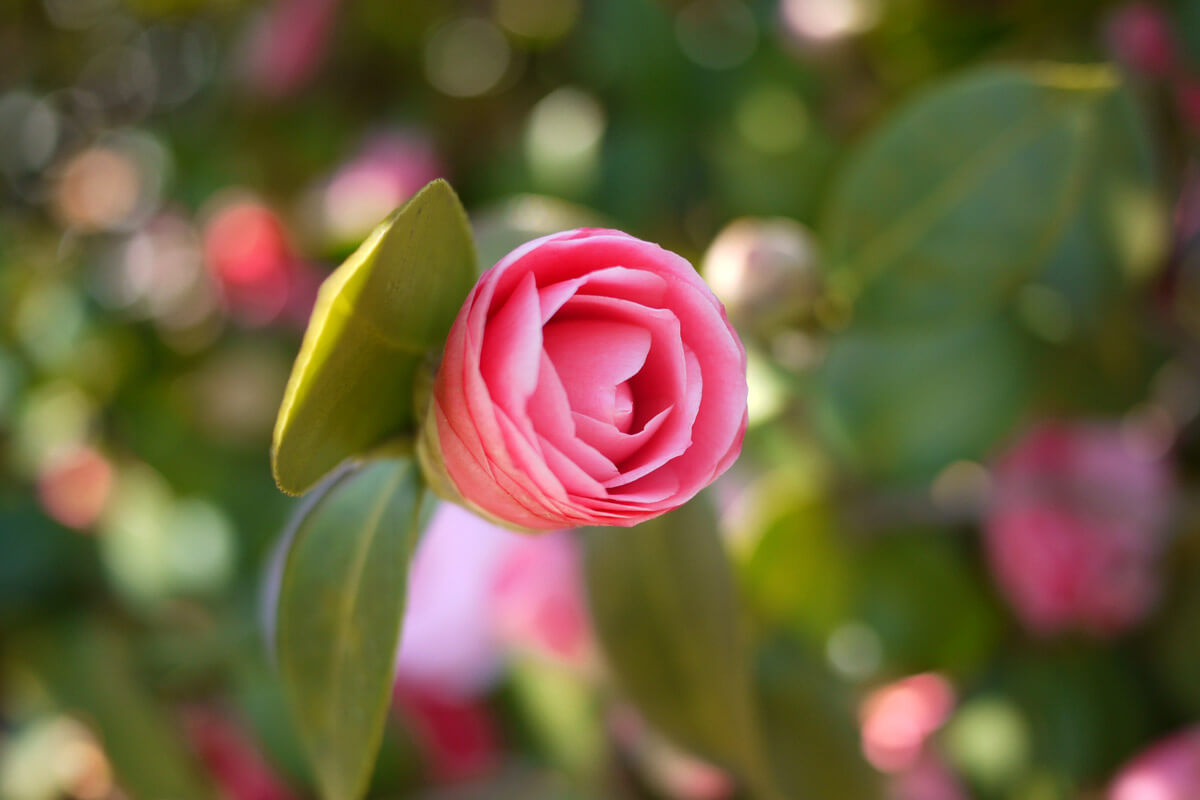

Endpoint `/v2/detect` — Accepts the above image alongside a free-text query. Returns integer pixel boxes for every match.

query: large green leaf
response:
[813,65,1166,482]
[824,64,1164,331]
[814,315,1031,481]
[272,179,475,495]
[582,497,770,793]
[754,638,882,800]
[276,457,428,800]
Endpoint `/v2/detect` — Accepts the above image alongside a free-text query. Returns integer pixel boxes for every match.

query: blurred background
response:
[4,0,1200,798]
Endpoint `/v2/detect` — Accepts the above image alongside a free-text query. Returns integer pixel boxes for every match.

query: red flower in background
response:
[182,707,298,800]
[393,684,501,784]
[203,198,318,327]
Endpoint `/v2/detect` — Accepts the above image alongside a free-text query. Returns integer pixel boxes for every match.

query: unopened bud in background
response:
[701,217,822,340]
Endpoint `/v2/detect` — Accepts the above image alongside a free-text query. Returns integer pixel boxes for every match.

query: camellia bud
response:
[419,228,747,532]
[700,217,822,338]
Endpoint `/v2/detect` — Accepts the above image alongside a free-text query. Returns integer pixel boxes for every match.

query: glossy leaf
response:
[814,316,1031,482]
[582,497,767,787]
[825,64,1164,331]
[276,457,428,800]
[754,638,882,800]
[272,179,476,495]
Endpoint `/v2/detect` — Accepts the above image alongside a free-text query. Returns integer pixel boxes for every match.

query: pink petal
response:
[480,272,542,422]
[529,353,619,485]
[573,405,673,465]
[542,318,651,428]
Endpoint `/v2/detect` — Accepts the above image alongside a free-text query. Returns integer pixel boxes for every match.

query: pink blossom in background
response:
[1108,725,1200,800]
[393,684,501,784]
[490,529,593,668]
[985,422,1172,636]
[860,673,956,774]
[1175,80,1200,136]
[203,198,299,326]
[395,502,514,697]
[888,752,969,800]
[36,445,113,530]
[242,0,342,97]
[182,707,298,800]
[1106,3,1177,78]
[420,228,748,531]
[316,132,444,245]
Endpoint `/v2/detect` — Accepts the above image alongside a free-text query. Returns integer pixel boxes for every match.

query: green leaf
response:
[754,638,882,800]
[272,179,476,495]
[582,497,768,790]
[813,316,1031,482]
[276,457,428,800]
[825,64,1164,330]
[814,65,1165,482]
[16,618,215,800]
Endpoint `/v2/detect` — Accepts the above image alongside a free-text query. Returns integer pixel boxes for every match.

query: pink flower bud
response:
[418,229,748,531]
[985,422,1171,636]
[700,217,821,336]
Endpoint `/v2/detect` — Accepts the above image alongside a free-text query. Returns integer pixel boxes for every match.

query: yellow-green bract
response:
[272,179,476,496]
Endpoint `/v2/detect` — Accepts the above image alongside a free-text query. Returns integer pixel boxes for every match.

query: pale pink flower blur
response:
[395,503,513,696]
[491,529,593,668]
[242,0,342,97]
[1109,725,1200,800]
[396,502,594,695]
[860,673,956,774]
[985,422,1172,636]
[888,751,969,800]
[36,445,113,530]
[316,132,444,245]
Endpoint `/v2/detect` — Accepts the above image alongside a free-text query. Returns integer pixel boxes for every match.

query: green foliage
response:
[276,458,429,800]
[754,638,882,800]
[585,497,881,799]
[816,65,1167,481]
[17,619,215,800]
[271,180,475,496]
[855,533,1004,678]
[582,497,762,777]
